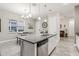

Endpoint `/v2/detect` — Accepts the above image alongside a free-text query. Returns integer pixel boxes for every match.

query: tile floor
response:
[51,37,79,56]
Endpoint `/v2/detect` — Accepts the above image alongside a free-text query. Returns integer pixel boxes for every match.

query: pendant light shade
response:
[38,4,41,20]
[28,13,32,18]
[44,19,47,22]
[38,17,41,20]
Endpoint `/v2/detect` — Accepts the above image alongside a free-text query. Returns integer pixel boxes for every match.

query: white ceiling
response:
[0,3,78,18]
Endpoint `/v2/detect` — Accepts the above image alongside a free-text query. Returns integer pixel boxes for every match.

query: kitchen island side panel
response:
[21,41,35,56]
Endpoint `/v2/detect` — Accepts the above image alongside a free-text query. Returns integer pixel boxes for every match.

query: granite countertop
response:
[18,34,57,44]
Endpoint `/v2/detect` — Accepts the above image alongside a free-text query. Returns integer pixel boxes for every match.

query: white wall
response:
[48,15,57,34]
[60,15,69,31]
[35,17,48,34]
[35,20,41,35]
[60,14,75,37]
[0,9,35,41]
[24,18,35,32]
[75,5,79,50]
[75,5,79,33]
[68,18,75,36]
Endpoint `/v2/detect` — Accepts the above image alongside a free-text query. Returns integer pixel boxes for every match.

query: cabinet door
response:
[48,37,55,54]
[76,35,79,49]
[37,42,48,56]
[21,41,35,56]
[48,35,58,55]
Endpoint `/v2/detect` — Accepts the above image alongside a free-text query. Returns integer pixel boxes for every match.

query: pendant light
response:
[21,3,28,19]
[44,19,47,22]
[28,3,32,18]
[21,9,27,19]
[21,3,32,19]
[38,4,41,20]
[44,4,47,22]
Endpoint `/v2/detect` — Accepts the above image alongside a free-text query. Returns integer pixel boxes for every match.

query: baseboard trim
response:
[48,47,56,56]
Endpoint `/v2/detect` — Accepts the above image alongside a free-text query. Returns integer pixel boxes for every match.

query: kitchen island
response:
[17,34,57,56]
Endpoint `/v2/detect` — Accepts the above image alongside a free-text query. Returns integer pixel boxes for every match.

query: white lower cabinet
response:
[76,35,79,49]
[48,35,57,55]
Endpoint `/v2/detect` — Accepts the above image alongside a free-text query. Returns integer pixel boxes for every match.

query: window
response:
[9,20,24,32]
[9,20,17,32]
[17,21,24,32]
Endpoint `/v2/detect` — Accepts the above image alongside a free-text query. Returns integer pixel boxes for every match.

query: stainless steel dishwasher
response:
[37,39,48,56]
